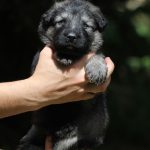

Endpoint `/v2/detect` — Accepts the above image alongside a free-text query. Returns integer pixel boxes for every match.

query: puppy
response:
[17,0,108,149]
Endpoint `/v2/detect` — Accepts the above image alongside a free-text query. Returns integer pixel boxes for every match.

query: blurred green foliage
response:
[98,0,150,149]
[0,0,150,149]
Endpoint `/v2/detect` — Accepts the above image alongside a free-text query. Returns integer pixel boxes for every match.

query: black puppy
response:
[17,0,108,149]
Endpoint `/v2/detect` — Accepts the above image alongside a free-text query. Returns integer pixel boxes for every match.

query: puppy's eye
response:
[55,19,66,27]
[83,23,95,31]
[84,23,89,28]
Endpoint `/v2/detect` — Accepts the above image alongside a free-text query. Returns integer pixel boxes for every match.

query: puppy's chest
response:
[34,99,97,130]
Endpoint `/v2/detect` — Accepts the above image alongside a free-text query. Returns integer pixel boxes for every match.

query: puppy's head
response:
[38,0,107,65]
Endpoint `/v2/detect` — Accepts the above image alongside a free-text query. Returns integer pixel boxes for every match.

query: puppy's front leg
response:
[85,54,108,85]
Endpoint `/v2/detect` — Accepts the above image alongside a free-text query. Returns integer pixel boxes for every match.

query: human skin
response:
[0,47,114,118]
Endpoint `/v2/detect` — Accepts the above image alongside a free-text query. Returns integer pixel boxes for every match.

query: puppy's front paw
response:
[85,56,108,85]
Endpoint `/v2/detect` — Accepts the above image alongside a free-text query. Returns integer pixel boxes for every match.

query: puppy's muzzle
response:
[66,32,77,43]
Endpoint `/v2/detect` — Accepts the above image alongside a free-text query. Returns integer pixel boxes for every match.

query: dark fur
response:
[17,0,109,149]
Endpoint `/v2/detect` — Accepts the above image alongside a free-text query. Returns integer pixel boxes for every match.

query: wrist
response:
[18,77,45,111]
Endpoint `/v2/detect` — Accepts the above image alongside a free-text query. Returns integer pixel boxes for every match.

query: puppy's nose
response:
[66,33,77,42]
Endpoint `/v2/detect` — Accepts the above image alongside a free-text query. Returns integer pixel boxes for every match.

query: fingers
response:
[72,52,95,69]
[39,46,59,68]
[36,46,64,76]
[46,85,96,105]
[35,46,53,70]
[83,77,111,94]
[40,46,53,59]
[66,52,95,83]
[80,93,95,100]
[105,57,115,79]
[84,83,106,94]
[45,136,52,150]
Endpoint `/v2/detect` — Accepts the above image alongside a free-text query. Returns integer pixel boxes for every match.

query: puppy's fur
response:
[17,0,109,149]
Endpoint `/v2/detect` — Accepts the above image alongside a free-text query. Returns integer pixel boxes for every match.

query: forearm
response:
[0,79,37,118]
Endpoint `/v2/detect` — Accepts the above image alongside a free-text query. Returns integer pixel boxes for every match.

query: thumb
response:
[72,52,95,69]
[105,57,115,78]
[40,46,53,59]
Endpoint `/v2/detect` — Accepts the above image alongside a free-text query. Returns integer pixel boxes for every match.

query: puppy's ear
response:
[87,2,108,32]
[39,10,55,31]
[38,9,55,45]
[94,11,108,32]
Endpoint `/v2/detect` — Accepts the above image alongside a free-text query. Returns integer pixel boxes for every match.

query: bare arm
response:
[0,79,37,118]
[0,47,114,118]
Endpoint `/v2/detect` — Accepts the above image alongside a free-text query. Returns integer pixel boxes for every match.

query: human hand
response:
[27,46,114,110]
